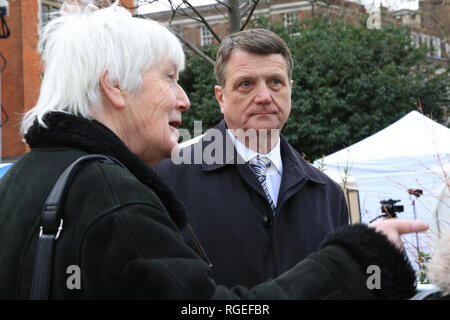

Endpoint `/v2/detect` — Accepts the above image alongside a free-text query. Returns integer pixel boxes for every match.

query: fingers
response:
[369,218,429,235]
[369,219,429,249]
[389,219,429,235]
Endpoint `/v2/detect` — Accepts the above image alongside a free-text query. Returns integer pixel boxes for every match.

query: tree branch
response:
[137,11,215,66]
[239,0,253,19]
[215,0,231,10]
[173,5,205,24]
[214,4,229,20]
[241,0,260,31]
[175,33,216,66]
[182,0,222,42]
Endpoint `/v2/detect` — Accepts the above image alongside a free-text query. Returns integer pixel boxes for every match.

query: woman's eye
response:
[168,74,175,80]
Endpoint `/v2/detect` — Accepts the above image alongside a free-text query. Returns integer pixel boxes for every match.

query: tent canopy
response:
[315,111,450,258]
[320,111,450,164]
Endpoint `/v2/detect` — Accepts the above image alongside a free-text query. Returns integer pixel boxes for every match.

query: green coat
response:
[0,112,417,299]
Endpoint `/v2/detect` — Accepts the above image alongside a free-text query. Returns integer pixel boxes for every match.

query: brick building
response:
[392,2,450,62]
[0,0,42,161]
[0,0,133,161]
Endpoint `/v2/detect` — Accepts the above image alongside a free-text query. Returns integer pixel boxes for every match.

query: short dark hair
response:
[214,29,293,86]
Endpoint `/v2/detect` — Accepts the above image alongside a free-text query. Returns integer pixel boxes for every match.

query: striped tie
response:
[249,156,276,214]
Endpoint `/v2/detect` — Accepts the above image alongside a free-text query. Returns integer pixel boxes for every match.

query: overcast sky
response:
[137,0,419,14]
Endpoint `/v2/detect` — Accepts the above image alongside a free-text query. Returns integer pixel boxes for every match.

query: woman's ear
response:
[99,70,126,109]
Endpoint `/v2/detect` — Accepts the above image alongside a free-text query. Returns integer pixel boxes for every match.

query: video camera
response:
[380,199,404,218]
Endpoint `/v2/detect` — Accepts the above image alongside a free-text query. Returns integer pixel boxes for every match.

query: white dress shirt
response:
[227,129,283,206]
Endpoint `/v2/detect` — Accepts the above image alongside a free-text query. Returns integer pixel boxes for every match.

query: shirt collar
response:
[226,129,283,174]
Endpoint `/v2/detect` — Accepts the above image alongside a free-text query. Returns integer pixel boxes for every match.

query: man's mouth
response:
[251,112,277,117]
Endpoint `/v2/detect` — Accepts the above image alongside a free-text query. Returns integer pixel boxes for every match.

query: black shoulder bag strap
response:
[30,154,126,300]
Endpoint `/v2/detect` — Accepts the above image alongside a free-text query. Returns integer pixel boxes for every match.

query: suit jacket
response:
[156,120,349,288]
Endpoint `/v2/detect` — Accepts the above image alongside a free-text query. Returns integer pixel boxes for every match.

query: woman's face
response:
[121,60,190,166]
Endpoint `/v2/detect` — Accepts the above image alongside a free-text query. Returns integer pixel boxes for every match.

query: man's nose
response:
[176,83,190,112]
[254,84,272,105]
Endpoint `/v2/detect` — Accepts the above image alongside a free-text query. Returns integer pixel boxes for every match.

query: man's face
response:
[215,49,292,134]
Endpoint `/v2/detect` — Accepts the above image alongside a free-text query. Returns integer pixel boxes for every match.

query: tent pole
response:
[412,198,420,252]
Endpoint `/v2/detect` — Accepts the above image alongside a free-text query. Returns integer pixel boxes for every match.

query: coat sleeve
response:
[80,202,416,299]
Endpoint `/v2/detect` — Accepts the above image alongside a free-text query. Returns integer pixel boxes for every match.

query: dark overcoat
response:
[0,113,416,299]
[156,120,349,288]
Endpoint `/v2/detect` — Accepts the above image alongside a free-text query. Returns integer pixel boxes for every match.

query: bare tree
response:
[134,0,261,65]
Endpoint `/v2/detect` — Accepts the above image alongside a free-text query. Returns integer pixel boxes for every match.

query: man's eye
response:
[240,81,251,87]
[272,79,281,85]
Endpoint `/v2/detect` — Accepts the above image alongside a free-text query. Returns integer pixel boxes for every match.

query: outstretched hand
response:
[369,218,429,249]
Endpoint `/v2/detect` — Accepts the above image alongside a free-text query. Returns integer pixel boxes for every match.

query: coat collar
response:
[198,120,327,186]
[25,112,187,229]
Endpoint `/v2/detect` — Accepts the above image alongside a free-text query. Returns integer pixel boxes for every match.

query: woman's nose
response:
[176,83,190,112]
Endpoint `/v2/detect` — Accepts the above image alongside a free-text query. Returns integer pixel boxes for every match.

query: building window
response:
[415,34,445,59]
[200,26,214,46]
[433,37,442,58]
[411,31,419,48]
[424,36,442,58]
[284,12,299,27]
[421,34,430,55]
[430,37,435,56]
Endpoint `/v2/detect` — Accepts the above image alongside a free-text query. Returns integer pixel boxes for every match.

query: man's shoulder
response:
[281,138,341,189]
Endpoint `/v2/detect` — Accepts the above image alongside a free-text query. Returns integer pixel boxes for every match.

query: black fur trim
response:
[320,223,417,299]
[25,112,187,229]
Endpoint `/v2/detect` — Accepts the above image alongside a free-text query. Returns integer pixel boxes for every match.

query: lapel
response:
[200,120,268,200]
[277,137,328,209]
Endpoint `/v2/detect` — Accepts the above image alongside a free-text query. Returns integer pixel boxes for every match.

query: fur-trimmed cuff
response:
[320,223,417,299]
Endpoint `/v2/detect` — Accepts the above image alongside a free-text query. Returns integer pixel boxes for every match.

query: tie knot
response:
[249,156,271,176]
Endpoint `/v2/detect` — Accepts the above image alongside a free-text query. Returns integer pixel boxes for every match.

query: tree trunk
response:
[228,0,241,34]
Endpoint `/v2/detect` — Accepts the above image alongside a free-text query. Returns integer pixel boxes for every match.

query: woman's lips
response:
[169,120,181,130]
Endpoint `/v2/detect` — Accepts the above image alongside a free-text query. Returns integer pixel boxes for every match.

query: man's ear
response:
[99,70,126,109]
[214,85,225,114]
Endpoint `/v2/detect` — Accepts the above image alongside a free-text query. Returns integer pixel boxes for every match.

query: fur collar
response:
[25,112,187,229]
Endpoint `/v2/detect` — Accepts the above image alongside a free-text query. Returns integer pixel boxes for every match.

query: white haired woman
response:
[0,1,428,299]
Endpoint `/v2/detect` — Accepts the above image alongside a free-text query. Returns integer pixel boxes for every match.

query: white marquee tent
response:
[315,111,450,260]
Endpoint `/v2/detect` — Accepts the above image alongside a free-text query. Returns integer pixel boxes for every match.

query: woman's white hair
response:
[21,1,185,135]
[428,231,450,295]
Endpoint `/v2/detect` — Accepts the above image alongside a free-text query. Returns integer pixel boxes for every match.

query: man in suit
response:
[156,29,349,288]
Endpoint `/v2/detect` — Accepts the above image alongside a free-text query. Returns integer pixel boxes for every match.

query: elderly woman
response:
[0,2,427,299]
